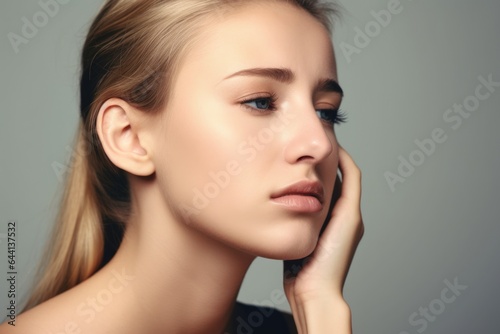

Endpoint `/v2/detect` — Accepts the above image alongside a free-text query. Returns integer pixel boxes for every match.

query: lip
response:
[270,180,325,213]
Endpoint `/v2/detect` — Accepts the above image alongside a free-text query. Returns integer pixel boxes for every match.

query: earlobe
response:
[96,98,155,176]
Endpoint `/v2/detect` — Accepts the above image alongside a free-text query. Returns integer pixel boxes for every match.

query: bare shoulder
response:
[0,292,82,334]
[1,267,135,334]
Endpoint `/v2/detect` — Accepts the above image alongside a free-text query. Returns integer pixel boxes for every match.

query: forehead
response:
[181,1,337,80]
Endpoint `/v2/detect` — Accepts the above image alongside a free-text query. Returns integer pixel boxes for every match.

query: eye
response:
[316,108,347,125]
[246,98,271,110]
[241,94,277,112]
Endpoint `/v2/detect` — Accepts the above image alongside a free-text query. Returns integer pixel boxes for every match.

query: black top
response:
[224,302,298,334]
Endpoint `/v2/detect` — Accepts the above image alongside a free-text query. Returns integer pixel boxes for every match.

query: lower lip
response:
[271,195,323,213]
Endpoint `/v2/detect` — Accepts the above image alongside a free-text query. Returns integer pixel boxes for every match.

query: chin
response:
[253,224,321,260]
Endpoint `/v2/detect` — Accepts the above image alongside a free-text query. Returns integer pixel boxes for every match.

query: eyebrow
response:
[224,67,295,83]
[223,67,343,96]
[317,78,344,97]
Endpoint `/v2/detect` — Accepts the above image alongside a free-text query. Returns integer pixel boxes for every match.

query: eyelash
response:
[240,94,347,125]
[240,93,279,112]
[316,108,348,125]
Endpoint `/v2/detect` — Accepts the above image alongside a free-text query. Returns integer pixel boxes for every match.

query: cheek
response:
[151,96,264,224]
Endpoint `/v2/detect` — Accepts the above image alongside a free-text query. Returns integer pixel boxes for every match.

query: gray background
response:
[1,0,499,333]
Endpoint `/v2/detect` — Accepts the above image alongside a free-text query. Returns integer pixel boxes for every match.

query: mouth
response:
[270,180,324,213]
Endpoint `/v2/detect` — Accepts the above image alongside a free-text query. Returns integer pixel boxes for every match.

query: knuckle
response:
[354,165,362,178]
[354,216,364,238]
[358,222,365,238]
[347,161,362,179]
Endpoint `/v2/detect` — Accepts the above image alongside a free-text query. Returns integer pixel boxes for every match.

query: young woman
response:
[1,0,363,333]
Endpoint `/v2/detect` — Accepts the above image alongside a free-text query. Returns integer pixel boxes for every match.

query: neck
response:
[100,180,255,334]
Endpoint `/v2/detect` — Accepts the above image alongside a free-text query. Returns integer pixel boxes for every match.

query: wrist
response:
[293,282,344,306]
[299,294,352,334]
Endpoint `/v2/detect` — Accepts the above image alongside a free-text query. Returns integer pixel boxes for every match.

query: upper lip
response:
[270,180,325,204]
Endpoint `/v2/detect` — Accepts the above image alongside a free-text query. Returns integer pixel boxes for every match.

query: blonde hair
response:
[24,0,339,311]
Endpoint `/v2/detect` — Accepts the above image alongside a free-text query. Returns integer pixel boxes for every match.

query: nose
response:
[282,104,334,165]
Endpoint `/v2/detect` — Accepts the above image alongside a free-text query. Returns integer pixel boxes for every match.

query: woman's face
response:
[149,2,343,259]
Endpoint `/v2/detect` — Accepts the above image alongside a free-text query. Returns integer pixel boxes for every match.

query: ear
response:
[96,98,155,176]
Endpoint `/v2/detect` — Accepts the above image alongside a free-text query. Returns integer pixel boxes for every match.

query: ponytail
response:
[23,123,104,310]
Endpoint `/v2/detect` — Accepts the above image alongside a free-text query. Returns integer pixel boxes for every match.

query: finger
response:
[320,146,363,247]
[337,146,361,204]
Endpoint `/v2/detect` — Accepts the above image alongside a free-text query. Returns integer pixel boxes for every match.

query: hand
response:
[283,146,364,333]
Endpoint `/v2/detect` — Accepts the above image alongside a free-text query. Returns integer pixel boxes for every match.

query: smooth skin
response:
[4,2,363,333]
